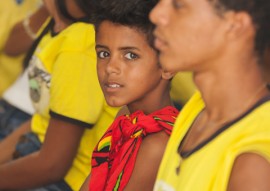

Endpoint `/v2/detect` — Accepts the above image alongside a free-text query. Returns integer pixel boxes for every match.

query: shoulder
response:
[124,132,170,191]
[116,106,130,118]
[233,100,270,146]
[177,91,204,120]
[228,153,270,191]
[140,131,170,158]
[65,22,95,36]
[57,22,95,52]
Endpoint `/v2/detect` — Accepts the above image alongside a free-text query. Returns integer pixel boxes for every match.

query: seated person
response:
[0,4,49,141]
[0,0,119,190]
[80,0,179,190]
[150,0,270,190]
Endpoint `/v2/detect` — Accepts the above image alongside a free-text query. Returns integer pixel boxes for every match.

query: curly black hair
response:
[89,0,158,48]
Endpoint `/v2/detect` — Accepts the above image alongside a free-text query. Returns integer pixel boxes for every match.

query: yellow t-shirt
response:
[0,0,41,96]
[28,22,119,190]
[154,91,270,191]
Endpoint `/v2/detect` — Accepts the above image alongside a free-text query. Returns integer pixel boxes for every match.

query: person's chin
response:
[105,97,121,108]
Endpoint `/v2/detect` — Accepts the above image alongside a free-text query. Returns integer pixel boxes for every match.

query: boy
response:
[80,0,179,190]
[150,0,270,190]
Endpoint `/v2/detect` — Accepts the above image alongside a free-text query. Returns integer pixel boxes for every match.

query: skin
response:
[80,21,173,191]
[0,120,31,164]
[4,5,49,56]
[0,118,84,189]
[43,0,84,33]
[42,0,55,19]
[262,48,270,83]
[96,21,173,114]
[0,0,89,189]
[150,0,270,190]
[150,0,230,73]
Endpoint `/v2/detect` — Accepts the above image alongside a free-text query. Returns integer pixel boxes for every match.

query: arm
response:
[3,5,49,56]
[0,117,85,190]
[227,153,270,191]
[124,131,169,191]
[0,120,31,164]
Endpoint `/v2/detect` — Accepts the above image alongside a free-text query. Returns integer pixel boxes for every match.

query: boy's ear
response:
[224,11,254,40]
[162,71,174,80]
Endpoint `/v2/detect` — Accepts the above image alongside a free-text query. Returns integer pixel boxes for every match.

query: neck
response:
[128,83,173,115]
[194,57,268,122]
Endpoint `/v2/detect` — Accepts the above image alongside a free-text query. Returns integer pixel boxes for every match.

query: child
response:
[80,0,179,190]
[150,0,270,190]
[0,0,118,190]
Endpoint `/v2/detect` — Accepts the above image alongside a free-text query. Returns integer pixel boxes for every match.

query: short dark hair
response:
[56,0,92,22]
[90,0,158,48]
[211,0,270,57]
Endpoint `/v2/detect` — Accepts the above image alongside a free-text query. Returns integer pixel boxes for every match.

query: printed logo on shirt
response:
[28,55,51,115]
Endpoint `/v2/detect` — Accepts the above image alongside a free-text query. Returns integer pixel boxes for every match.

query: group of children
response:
[0,0,270,190]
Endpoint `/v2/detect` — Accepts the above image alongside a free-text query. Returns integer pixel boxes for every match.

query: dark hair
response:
[90,0,158,48]
[211,0,270,57]
[76,0,94,22]
[23,0,90,68]
[57,0,92,22]
[57,0,78,22]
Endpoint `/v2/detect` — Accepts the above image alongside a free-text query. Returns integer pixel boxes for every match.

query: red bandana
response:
[89,106,179,191]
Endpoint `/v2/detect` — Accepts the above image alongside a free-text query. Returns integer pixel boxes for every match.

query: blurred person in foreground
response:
[150,0,270,190]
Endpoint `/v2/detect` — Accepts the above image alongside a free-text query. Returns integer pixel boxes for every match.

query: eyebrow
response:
[119,47,140,51]
[95,44,140,51]
[95,44,108,49]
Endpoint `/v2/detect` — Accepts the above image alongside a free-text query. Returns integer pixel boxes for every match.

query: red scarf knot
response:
[89,106,179,191]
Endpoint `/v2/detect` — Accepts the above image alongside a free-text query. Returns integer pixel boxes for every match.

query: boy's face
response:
[150,0,228,73]
[96,21,163,110]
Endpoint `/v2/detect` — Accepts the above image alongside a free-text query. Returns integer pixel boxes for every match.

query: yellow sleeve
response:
[49,51,103,125]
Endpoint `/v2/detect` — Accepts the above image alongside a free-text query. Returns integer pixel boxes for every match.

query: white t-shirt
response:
[3,68,34,114]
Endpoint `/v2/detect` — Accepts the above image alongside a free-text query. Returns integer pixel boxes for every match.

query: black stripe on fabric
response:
[180,93,270,159]
[49,110,93,129]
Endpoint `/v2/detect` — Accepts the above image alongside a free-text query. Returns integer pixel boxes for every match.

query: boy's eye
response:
[124,52,138,60]
[97,51,110,58]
